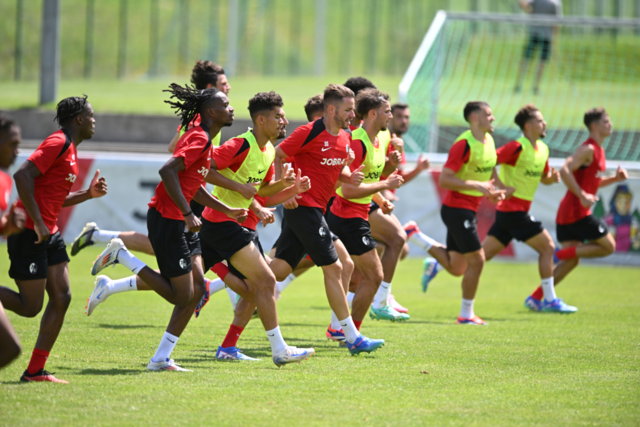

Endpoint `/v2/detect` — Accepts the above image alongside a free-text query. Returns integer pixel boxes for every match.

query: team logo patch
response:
[179,258,187,269]
[464,220,472,229]
[530,215,536,222]
[319,227,327,237]
[362,236,369,246]
[29,263,37,274]
[598,225,605,233]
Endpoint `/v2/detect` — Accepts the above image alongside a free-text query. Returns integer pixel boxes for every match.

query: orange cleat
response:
[20,369,69,383]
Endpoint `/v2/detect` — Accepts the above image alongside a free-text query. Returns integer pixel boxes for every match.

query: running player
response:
[271,84,385,355]
[88,84,248,371]
[404,101,505,324]
[524,107,627,305]
[0,116,25,370]
[0,96,107,383]
[482,104,576,313]
[327,88,408,326]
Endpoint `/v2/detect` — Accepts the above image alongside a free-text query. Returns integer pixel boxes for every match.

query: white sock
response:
[541,277,557,302]
[94,229,120,243]
[276,273,297,294]
[372,281,392,309]
[460,298,474,319]
[226,287,238,310]
[208,278,226,295]
[409,231,438,252]
[117,248,147,275]
[108,275,137,295]
[265,326,288,355]
[339,316,360,343]
[330,311,342,330]
[151,331,179,363]
[347,292,355,309]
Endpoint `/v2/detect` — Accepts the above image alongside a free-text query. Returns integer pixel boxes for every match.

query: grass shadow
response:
[97,324,158,330]
[76,368,144,376]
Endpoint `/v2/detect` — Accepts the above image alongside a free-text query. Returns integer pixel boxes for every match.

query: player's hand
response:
[380,199,395,214]
[473,179,496,197]
[283,195,301,209]
[294,168,311,194]
[615,165,628,182]
[88,170,108,198]
[390,133,404,153]
[238,183,258,200]
[33,221,50,244]
[3,204,25,236]
[487,189,506,204]
[227,207,249,223]
[345,149,355,167]
[504,186,516,199]
[184,212,202,233]
[385,169,404,190]
[257,207,276,227]
[550,167,561,183]
[416,154,430,171]
[349,165,364,186]
[579,191,598,208]
[389,150,402,167]
[281,163,296,187]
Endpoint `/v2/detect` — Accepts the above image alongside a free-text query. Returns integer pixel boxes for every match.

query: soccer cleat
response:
[85,275,110,316]
[403,220,420,239]
[194,279,211,318]
[524,296,543,312]
[542,298,578,314]
[20,369,69,383]
[91,238,127,276]
[272,346,315,367]
[146,358,192,371]
[216,346,260,361]
[553,248,560,264]
[326,326,346,342]
[347,335,385,355]
[457,315,487,325]
[71,222,99,256]
[388,294,408,313]
[369,305,410,322]
[421,257,440,293]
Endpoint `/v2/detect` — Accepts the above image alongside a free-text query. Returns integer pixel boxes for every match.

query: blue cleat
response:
[421,257,440,293]
[326,326,346,342]
[194,279,211,318]
[347,335,385,355]
[216,346,260,361]
[542,298,578,314]
[553,249,560,264]
[524,296,543,312]
[272,346,315,367]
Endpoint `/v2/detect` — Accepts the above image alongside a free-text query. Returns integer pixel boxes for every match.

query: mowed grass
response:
[0,246,639,426]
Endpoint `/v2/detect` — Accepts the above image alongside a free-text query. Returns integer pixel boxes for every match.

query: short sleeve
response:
[542,159,550,175]
[263,163,275,183]
[278,125,311,157]
[174,132,209,170]
[349,140,366,172]
[212,138,246,171]
[443,140,470,173]
[28,133,66,175]
[496,141,522,166]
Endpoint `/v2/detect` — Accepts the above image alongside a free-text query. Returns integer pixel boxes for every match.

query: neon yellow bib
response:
[337,127,390,205]
[213,130,275,208]
[499,136,549,201]
[454,130,497,197]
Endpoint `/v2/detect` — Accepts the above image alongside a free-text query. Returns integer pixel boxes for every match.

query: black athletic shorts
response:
[200,218,256,272]
[228,231,265,280]
[8,228,69,280]
[189,199,205,218]
[273,213,338,250]
[324,196,336,221]
[275,206,339,269]
[326,212,377,256]
[147,207,200,278]
[556,215,609,243]
[488,210,545,246]
[369,201,380,214]
[524,34,551,61]
[440,205,482,254]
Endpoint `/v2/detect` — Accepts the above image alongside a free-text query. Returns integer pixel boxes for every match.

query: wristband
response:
[183,210,193,217]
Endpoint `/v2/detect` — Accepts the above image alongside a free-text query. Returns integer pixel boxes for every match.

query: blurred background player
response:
[1,96,107,383]
[524,108,627,304]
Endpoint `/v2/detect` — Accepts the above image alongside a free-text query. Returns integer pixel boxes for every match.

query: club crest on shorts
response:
[464,220,472,229]
[530,215,536,222]
[598,225,605,233]
[362,236,369,246]
[319,227,326,237]
[179,258,187,269]
[29,263,37,274]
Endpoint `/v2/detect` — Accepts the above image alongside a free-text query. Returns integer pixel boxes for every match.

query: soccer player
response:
[0,96,107,383]
[405,101,505,324]
[198,91,315,366]
[88,84,248,371]
[327,88,408,326]
[0,116,25,370]
[524,108,627,305]
[271,84,385,355]
[304,93,324,122]
[481,104,576,313]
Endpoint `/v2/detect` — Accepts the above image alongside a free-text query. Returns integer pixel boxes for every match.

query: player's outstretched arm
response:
[193,186,248,223]
[600,165,628,188]
[63,170,108,207]
[490,167,515,199]
[265,168,311,207]
[399,154,430,184]
[540,167,561,185]
[561,145,597,207]
[206,166,258,200]
[13,160,49,243]
[341,169,403,200]
[257,163,296,197]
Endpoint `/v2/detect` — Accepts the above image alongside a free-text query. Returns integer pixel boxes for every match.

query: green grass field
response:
[1,246,638,426]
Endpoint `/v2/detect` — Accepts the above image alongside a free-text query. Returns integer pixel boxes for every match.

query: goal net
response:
[399,12,640,162]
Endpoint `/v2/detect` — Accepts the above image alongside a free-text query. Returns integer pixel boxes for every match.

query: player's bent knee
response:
[53,289,72,311]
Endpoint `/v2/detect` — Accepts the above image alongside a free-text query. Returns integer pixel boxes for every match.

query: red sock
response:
[353,320,362,331]
[531,286,544,300]
[221,324,244,348]
[556,246,577,261]
[211,263,230,281]
[27,348,49,375]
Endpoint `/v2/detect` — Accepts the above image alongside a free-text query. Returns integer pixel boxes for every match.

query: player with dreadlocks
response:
[87,84,248,372]
[0,97,107,383]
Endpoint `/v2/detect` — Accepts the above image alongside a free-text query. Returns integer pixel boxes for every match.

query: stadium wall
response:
[6,151,640,266]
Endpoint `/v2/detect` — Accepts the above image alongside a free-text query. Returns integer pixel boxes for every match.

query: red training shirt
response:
[17,130,79,234]
[278,119,351,213]
[0,170,12,213]
[148,124,213,221]
[441,139,483,212]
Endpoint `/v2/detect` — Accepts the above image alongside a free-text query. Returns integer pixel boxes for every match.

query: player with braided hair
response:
[87,84,249,371]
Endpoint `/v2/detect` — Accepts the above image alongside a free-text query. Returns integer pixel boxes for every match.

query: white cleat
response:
[85,275,110,316]
[272,346,315,367]
[388,294,409,314]
[146,358,192,372]
[91,238,126,276]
